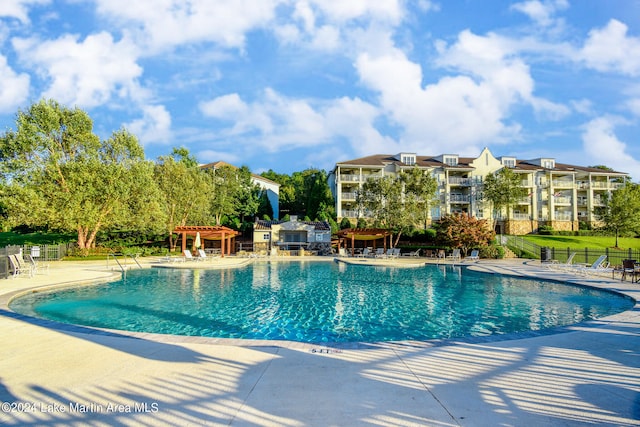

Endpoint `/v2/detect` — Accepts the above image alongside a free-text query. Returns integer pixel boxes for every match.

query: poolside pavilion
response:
[336,228,392,256]
[173,225,240,257]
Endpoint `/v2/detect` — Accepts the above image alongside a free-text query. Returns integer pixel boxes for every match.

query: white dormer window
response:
[443,155,458,166]
[543,159,555,169]
[502,157,516,168]
[398,153,416,166]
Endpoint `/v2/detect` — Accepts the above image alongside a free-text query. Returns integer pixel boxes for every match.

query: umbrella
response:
[194,232,201,249]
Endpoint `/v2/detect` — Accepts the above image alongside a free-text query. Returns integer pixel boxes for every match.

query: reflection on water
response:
[9,261,633,343]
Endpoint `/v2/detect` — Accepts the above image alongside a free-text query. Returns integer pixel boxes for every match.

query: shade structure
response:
[173,225,240,257]
[336,228,392,256]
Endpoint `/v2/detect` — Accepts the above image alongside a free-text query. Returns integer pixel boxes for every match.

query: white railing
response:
[553,196,572,204]
[449,194,470,202]
[448,177,471,186]
[552,180,574,188]
[341,192,357,201]
[339,175,361,182]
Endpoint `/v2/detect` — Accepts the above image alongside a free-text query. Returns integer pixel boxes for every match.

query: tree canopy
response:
[357,167,438,246]
[0,99,164,250]
[482,167,529,229]
[598,182,640,247]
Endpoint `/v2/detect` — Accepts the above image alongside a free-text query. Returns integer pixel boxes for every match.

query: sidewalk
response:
[0,258,638,426]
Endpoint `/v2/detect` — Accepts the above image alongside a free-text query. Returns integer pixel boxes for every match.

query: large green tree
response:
[0,99,164,249]
[482,167,528,231]
[598,182,640,247]
[357,167,438,246]
[155,148,211,249]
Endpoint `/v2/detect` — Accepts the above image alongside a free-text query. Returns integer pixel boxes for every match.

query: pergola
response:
[336,228,392,256]
[173,225,240,257]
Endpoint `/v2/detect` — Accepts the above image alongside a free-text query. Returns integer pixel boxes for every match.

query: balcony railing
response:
[552,180,574,188]
[339,175,361,182]
[553,212,573,221]
[448,177,471,186]
[449,194,470,203]
[553,196,572,204]
[341,192,357,201]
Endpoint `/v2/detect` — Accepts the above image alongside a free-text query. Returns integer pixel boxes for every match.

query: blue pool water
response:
[9,261,633,343]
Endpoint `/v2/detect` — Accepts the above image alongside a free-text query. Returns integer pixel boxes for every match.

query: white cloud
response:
[199,89,391,156]
[0,55,30,113]
[126,105,172,145]
[510,0,568,27]
[94,0,282,53]
[580,19,640,76]
[196,149,240,165]
[582,117,640,178]
[12,32,142,108]
[307,0,404,24]
[354,29,570,154]
[0,0,49,24]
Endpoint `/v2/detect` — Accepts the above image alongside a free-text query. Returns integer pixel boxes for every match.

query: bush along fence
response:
[1,243,72,279]
[499,235,640,267]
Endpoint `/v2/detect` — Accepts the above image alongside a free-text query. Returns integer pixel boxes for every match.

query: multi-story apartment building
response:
[328,147,628,235]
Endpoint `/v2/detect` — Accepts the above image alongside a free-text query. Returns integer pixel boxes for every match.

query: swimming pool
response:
[9,261,634,343]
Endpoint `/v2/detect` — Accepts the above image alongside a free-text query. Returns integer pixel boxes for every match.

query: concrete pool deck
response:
[0,257,638,426]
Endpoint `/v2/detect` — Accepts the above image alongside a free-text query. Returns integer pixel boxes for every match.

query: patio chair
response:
[8,254,33,278]
[26,254,49,275]
[447,249,461,262]
[356,248,370,258]
[374,248,386,258]
[547,252,576,271]
[198,249,218,262]
[464,249,479,261]
[402,248,421,257]
[575,255,610,276]
[183,250,203,262]
[620,259,638,282]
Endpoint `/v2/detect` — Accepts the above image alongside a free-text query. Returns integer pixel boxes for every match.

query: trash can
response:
[541,247,552,262]
[31,246,41,258]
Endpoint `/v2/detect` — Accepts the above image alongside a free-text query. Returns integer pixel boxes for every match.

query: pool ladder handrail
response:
[107,252,142,273]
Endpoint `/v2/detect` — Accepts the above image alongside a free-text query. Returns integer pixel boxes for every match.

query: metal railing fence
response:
[498,234,640,266]
[1,243,72,279]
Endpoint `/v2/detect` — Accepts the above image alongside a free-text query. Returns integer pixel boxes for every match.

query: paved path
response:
[0,258,638,426]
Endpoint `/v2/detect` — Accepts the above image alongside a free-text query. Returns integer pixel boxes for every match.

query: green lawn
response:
[522,235,640,250]
[0,231,76,246]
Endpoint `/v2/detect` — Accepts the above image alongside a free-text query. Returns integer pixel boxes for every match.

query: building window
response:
[402,155,415,165]
[263,233,270,240]
[503,159,516,168]
[444,156,458,166]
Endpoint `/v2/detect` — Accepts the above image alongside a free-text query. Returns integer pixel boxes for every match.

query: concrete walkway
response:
[0,257,638,426]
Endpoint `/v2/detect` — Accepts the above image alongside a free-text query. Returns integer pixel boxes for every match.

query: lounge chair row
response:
[547,253,612,276]
[8,253,49,278]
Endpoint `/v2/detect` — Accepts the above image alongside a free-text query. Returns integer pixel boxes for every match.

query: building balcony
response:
[449,194,470,203]
[339,174,361,182]
[341,192,358,201]
[553,196,572,204]
[552,180,574,188]
[553,212,573,221]
[448,177,471,186]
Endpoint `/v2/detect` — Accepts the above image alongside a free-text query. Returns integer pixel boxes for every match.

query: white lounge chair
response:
[183,250,203,262]
[8,254,33,278]
[374,248,386,258]
[465,249,479,261]
[447,249,461,261]
[26,254,49,275]
[547,252,576,271]
[198,249,218,261]
[575,255,610,276]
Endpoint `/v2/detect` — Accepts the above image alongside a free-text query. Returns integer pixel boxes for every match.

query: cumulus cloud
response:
[510,0,568,27]
[580,19,640,76]
[199,88,391,155]
[582,117,640,178]
[93,0,281,53]
[354,28,572,154]
[12,32,142,108]
[0,55,30,113]
[126,105,172,145]
[0,0,49,24]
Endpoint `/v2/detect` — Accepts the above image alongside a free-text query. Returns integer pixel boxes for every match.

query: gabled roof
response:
[254,219,331,231]
[335,152,627,175]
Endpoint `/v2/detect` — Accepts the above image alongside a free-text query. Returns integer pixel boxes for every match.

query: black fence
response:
[542,246,640,267]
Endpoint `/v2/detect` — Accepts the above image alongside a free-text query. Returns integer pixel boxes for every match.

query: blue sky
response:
[1,1,640,179]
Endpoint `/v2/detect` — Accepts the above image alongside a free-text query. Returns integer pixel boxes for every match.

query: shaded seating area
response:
[336,228,392,257]
[173,225,240,258]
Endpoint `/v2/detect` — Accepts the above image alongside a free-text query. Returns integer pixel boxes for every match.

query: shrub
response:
[538,225,554,235]
[339,217,353,229]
